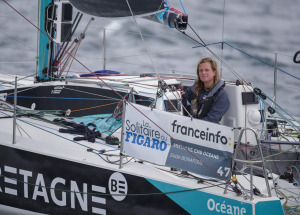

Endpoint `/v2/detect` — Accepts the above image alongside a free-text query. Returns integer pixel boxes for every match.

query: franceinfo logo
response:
[171,120,229,145]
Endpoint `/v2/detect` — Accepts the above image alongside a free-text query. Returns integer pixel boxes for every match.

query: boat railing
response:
[224,127,272,200]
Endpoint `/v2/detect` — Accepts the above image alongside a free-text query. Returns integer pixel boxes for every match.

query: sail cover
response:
[68,0,165,17]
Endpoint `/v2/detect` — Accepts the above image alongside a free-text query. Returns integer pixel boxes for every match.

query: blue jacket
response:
[183,80,230,123]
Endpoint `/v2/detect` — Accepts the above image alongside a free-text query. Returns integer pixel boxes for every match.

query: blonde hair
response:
[192,57,220,105]
[194,57,220,96]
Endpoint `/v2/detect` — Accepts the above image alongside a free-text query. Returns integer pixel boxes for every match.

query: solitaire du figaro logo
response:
[124,119,168,151]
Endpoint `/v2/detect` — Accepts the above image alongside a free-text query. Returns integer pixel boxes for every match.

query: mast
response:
[37,0,54,82]
[37,0,73,82]
[36,0,54,82]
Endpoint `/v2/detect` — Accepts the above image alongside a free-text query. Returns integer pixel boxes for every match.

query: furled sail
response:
[68,0,165,17]
[68,0,188,30]
[143,10,188,30]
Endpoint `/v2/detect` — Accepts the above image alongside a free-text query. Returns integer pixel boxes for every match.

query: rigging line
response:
[277,53,294,58]
[55,41,75,66]
[90,24,194,43]
[224,42,300,81]
[160,83,193,118]
[62,41,82,77]
[6,96,120,101]
[220,0,226,78]
[62,86,123,101]
[0,15,25,20]
[275,186,300,201]
[85,77,160,88]
[0,29,35,51]
[182,24,249,85]
[16,122,32,139]
[5,81,58,96]
[241,82,248,153]
[108,58,160,69]
[55,13,83,64]
[36,0,40,79]
[71,101,119,113]
[177,29,205,47]
[186,24,248,85]
[0,72,32,79]
[177,27,247,86]
[0,47,36,52]
[178,0,187,15]
[260,95,300,132]
[66,42,82,76]
[250,145,296,161]
[0,73,35,85]
[71,78,159,91]
[85,19,196,40]
[125,0,160,80]
[192,42,225,50]
[0,61,35,64]
[93,26,154,36]
[268,143,281,175]
[234,167,260,190]
[276,119,299,140]
[187,23,207,46]
[105,46,196,60]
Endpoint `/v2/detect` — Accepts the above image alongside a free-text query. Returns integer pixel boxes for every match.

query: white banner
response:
[122,103,234,179]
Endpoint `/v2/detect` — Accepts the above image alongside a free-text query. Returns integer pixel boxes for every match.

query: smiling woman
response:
[182,57,230,123]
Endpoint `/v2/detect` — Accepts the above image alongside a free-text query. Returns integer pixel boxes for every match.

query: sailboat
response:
[0,0,299,214]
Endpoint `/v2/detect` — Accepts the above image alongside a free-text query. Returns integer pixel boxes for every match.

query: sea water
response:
[0,0,300,116]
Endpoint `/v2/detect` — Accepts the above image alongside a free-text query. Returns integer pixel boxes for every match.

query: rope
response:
[268,143,281,175]
[0,110,105,152]
[125,0,161,80]
[0,61,35,64]
[224,42,300,81]
[250,145,296,161]
[6,96,120,101]
[178,0,187,15]
[220,0,226,78]
[0,73,35,85]
[259,94,300,133]
[71,101,119,113]
[18,117,102,153]
[170,7,185,16]
[0,29,35,51]
[179,25,250,86]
